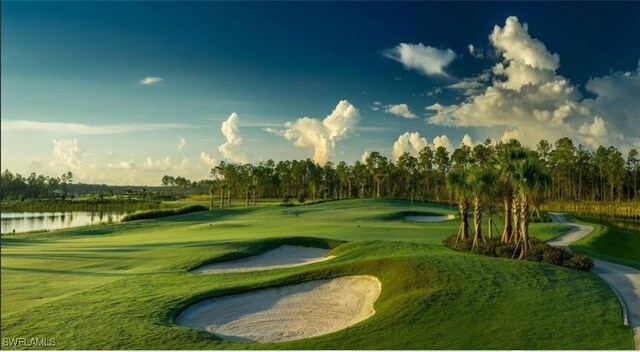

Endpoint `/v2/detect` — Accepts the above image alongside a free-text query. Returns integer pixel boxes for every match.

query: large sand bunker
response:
[192,245,335,274]
[175,275,382,343]
[405,214,455,222]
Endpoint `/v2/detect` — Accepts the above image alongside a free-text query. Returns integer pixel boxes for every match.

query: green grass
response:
[567,215,640,270]
[0,199,634,349]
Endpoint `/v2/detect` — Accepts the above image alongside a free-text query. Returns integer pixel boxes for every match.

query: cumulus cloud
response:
[140,76,162,85]
[461,134,475,148]
[371,101,383,111]
[361,151,371,163]
[424,15,637,150]
[385,103,418,119]
[52,138,83,168]
[218,112,250,164]
[392,132,457,160]
[582,64,640,141]
[384,43,456,77]
[392,132,429,160]
[489,16,559,71]
[144,156,173,171]
[276,100,360,164]
[200,152,217,167]
[177,137,186,151]
[432,135,453,151]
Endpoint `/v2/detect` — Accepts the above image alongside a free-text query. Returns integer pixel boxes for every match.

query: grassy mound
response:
[1,199,633,349]
[121,204,208,222]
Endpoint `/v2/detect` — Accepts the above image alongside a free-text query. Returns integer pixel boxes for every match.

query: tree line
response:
[206,138,638,206]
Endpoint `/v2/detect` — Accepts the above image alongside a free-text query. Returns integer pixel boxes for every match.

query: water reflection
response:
[0,212,125,234]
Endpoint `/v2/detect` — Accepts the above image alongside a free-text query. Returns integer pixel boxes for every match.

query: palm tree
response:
[467,167,498,247]
[514,155,551,260]
[494,141,526,243]
[446,169,471,241]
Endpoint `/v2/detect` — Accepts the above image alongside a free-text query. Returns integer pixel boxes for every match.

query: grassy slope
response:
[567,215,640,270]
[0,199,633,349]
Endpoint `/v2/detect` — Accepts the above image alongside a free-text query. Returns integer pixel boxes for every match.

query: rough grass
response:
[568,215,640,270]
[1,199,634,349]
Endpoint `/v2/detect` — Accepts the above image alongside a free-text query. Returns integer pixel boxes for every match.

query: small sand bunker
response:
[405,214,455,222]
[192,245,335,274]
[176,275,381,343]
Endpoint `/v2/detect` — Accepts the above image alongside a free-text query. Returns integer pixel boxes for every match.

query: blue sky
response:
[2,2,639,185]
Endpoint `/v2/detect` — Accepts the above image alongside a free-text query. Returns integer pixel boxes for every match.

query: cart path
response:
[549,213,639,349]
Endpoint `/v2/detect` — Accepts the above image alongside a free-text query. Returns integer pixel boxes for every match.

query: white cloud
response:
[392,132,429,160]
[490,16,559,71]
[200,152,217,167]
[371,101,383,111]
[501,129,524,143]
[144,156,173,171]
[582,65,640,140]
[424,16,637,150]
[384,43,456,77]
[177,137,186,151]
[444,71,491,96]
[52,138,83,168]
[461,134,474,148]
[218,112,250,164]
[140,76,162,85]
[468,44,484,59]
[1,120,189,135]
[385,104,418,119]
[432,135,453,151]
[361,150,371,163]
[278,100,360,164]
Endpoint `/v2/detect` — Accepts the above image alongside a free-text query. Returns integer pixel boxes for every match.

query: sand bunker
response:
[192,245,335,274]
[405,214,455,222]
[176,275,381,343]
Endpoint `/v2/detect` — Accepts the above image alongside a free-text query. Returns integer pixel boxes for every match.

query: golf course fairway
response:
[0,199,635,349]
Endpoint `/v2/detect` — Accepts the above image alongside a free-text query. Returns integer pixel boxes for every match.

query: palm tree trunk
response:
[518,194,530,260]
[501,196,512,243]
[472,196,482,247]
[488,214,494,239]
[459,200,470,241]
[511,195,519,243]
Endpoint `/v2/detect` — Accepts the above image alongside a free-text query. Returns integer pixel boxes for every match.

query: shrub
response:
[542,246,570,266]
[564,252,594,271]
[443,233,592,271]
[297,191,306,204]
[495,242,517,258]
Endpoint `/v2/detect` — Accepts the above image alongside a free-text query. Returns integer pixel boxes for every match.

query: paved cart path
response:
[549,213,639,349]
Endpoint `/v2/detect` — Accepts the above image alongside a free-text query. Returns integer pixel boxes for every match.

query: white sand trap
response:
[192,245,335,274]
[176,275,382,343]
[405,214,455,222]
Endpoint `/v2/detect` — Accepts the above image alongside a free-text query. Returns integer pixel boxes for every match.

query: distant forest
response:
[2,137,638,208]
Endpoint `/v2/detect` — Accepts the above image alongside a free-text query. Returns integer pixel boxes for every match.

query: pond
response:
[1,212,125,234]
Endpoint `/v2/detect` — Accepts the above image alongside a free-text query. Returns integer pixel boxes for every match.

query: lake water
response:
[1,212,125,234]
